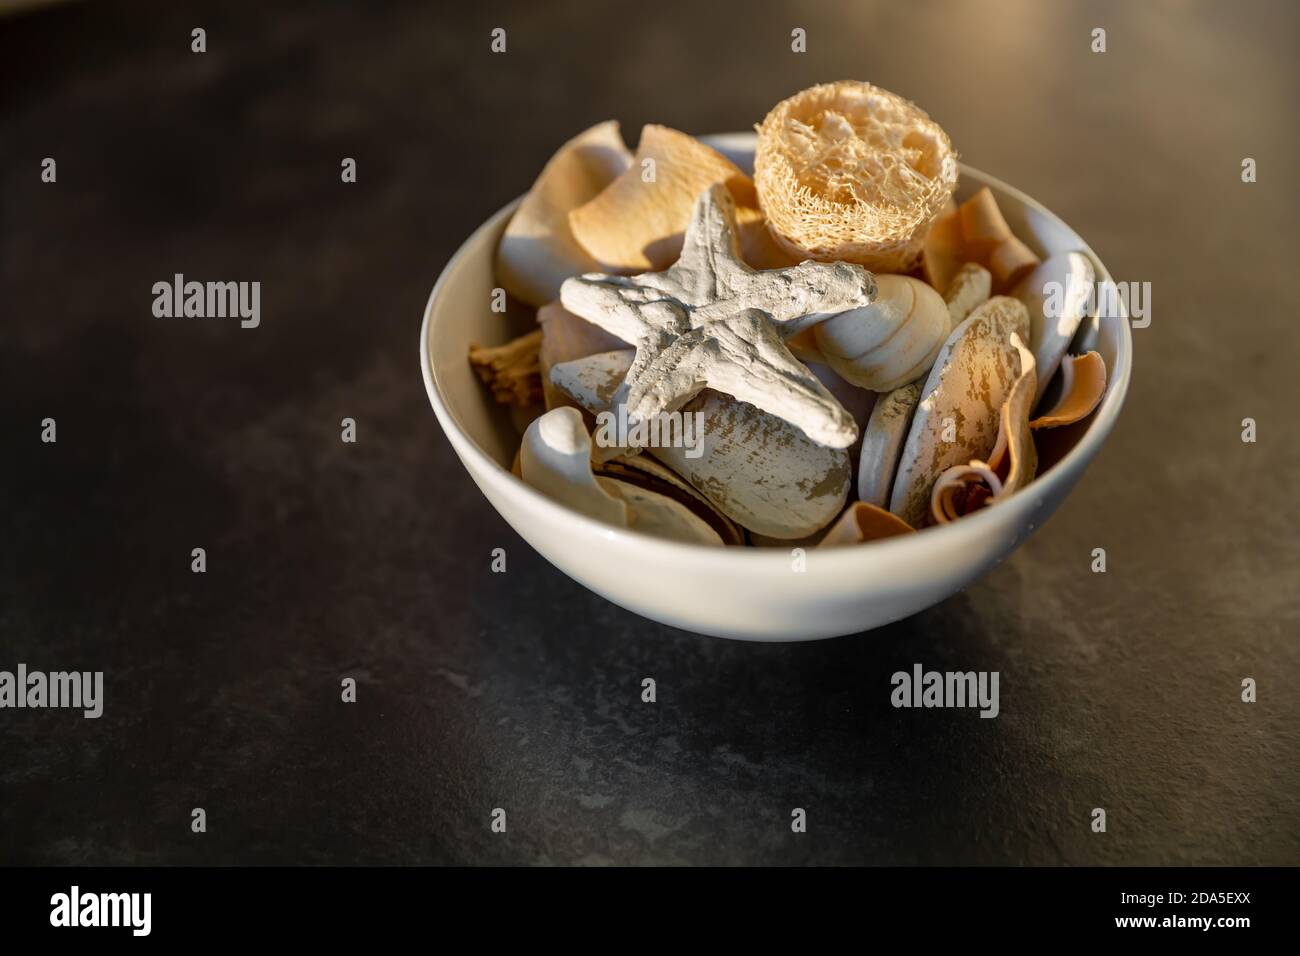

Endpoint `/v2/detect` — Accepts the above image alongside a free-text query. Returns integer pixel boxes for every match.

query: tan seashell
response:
[819,502,915,548]
[930,333,1038,522]
[889,296,1030,526]
[957,187,1040,290]
[1011,252,1096,408]
[929,345,1107,524]
[943,262,992,328]
[550,349,851,539]
[496,121,633,307]
[857,381,921,508]
[568,125,782,273]
[990,236,1040,289]
[924,188,1041,295]
[921,199,962,296]
[812,274,950,392]
[1030,350,1106,429]
[983,333,1038,495]
[520,406,722,545]
[929,464,999,523]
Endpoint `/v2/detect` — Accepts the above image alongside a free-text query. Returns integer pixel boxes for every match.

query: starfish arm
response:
[622,330,712,424]
[720,260,877,329]
[705,310,859,449]
[559,277,686,343]
[647,184,754,309]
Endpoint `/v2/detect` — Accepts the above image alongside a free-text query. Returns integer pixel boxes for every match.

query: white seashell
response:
[943,262,992,328]
[598,454,744,545]
[550,350,850,538]
[521,406,629,526]
[602,480,724,545]
[1011,251,1095,408]
[857,382,921,508]
[520,406,721,544]
[889,296,1030,526]
[495,121,632,308]
[812,274,950,392]
[805,358,876,485]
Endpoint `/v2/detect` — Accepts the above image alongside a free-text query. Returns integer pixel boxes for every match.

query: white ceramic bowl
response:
[420,133,1131,641]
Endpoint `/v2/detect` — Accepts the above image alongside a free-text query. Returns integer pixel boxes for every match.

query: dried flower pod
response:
[468,329,543,406]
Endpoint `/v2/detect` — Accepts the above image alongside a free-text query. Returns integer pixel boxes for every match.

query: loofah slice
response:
[754,80,958,273]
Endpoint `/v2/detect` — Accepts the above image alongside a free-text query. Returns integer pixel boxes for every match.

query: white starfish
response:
[558,183,876,449]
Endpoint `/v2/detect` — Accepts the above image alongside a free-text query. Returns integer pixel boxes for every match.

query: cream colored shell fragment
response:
[944,262,992,328]
[754,80,959,273]
[537,301,629,410]
[550,350,850,539]
[931,334,1038,522]
[1030,350,1106,429]
[889,296,1030,526]
[568,124,778,273]
[496,121,632,307]
[521,406,630,526]
[1011,252,1096,408]
[857,382,921,508]
[924,189,1039,295]
[610,482,724,544]
[812,274,949,391]
[598,454,744,545]
[520,406,721,544]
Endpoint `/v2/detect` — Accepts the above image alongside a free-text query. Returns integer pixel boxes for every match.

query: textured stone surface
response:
[0,0,1296,865]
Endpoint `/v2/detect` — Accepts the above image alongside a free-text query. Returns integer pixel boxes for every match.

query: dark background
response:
[1,0,1296,865]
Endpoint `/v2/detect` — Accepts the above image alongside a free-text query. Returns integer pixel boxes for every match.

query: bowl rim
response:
[420,154,1132,568]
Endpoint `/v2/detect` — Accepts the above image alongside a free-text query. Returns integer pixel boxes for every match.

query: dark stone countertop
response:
[1,0,1296,865]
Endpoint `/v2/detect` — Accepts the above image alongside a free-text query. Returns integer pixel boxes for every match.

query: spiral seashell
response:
[812,274,950,392]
